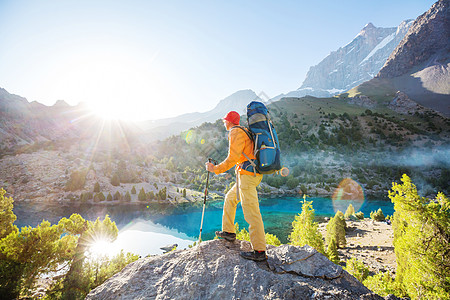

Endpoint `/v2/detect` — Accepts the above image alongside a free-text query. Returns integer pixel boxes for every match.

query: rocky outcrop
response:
[388,91,424,115]
[378,0,450,78]
[348,95,377,108]
[86,240,385,300]
[283,21,412,99]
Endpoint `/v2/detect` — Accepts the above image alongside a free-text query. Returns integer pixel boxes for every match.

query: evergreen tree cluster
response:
[0,189,139,299]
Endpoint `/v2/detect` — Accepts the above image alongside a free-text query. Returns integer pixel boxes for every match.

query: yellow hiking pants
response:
[222,173,266,251]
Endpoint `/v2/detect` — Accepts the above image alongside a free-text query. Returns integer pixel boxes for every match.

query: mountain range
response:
[0,0,449,149]
[282,20,413,98]
[347,0,450,115]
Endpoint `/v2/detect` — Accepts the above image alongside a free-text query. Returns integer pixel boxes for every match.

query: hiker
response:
[205,111,267,261]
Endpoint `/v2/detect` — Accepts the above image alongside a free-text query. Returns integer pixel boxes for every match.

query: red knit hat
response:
[223,111,240,125]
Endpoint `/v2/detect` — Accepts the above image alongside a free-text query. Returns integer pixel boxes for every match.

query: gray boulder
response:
[86,240,383,300]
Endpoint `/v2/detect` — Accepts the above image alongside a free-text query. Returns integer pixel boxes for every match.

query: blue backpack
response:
[239,101,281,174]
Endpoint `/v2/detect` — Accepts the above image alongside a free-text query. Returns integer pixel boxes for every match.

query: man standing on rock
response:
[205,111,267,261]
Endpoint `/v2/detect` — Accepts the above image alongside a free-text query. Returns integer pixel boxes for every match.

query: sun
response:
[88,238,118,258]
[89,101,124,120]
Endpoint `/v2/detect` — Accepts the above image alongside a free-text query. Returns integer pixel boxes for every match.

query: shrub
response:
[363,272,405,298]
[131,186,136,194]
[286,177,300,189]
[344,204,355,219]
[344,257,369,283]
[288,199,325,255]
[106,193,113,201]
[235,223,281,247]
[370,208,385,221]
[65,169,87,191]
[265,233,281,247]
[355,211,364,220]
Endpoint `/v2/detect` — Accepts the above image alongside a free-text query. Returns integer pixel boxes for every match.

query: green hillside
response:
[153,96,450,198]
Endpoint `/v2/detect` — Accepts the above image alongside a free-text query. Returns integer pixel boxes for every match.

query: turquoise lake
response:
[14,196,394,256]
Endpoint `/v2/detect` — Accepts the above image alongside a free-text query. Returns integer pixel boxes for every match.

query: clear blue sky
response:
[0,0,436,120]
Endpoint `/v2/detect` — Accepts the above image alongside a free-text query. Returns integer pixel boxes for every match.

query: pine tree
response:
[183,188,187,198]
[107,193,113,201]
[65,169,87,191]
[389,175,450,299]
[138,188,146,201]
[93,182,100,193]
[94,192,105,202]
[288,199,325,255]
[0,188,17,240]
[326,238,339,264]
[111,173,120,186]
[113,191,121,201]
[344,257,369,283]
[326,211,346,248]
[344,204,355,219]
[80,193,89,203]
[131,186,136,194]
[370,208,385,221]
[124,191,131,202]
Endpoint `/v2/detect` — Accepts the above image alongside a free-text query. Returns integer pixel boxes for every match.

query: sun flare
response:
[88,239,117,258]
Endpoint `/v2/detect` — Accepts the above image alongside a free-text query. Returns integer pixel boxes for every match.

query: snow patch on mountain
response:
[276,20,413,101]
[360,32,396,65]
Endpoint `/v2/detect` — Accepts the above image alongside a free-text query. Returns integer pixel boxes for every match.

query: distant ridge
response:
[138,89,261,140]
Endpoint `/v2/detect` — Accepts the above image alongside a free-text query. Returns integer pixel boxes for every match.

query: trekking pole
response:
[199,158,216,244]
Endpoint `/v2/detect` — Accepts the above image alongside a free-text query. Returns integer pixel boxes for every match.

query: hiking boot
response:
[215,231,236,242]
[240,250,267,261]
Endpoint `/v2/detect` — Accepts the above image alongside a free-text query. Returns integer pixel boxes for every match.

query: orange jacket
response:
[213,126,256,176]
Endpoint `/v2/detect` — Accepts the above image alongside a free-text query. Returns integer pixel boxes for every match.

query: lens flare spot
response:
[332,178,365,214]
[185,130,194,144]
[200,139,205,144]
[280,167,289,177]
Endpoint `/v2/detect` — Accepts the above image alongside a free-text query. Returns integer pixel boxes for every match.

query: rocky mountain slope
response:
[0,88,83,150]
[0,87,140,155]
[349,0,450,116]
[282,21,412,99]
[86,240,386,300]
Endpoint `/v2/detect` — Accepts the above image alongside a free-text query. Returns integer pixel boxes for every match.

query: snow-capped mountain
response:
[283,20,413,98]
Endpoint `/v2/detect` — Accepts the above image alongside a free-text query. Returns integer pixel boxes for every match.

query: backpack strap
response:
[232,125,253,142]
[242,152,257,177]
